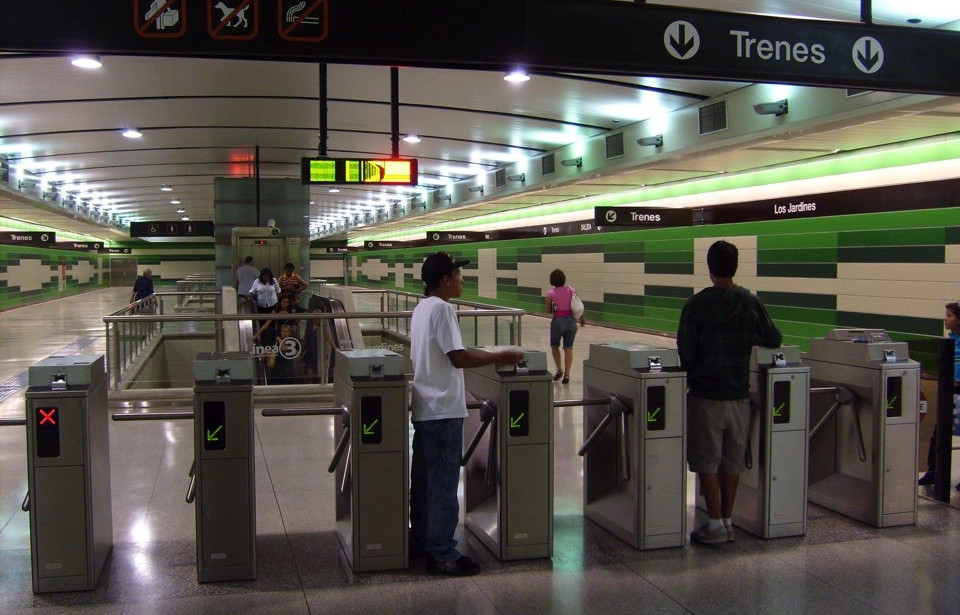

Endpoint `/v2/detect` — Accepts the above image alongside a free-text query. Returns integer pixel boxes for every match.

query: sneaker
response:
[427,555,481,576]
[918,472,935,486]
[724,524,735,542]
[690,522,727,546]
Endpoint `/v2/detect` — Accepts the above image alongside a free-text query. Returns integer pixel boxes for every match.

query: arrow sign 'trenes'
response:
[852,36,884,74]
[664,20,699,60]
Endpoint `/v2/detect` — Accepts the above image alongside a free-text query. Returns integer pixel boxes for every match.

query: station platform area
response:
[1,288,959,614]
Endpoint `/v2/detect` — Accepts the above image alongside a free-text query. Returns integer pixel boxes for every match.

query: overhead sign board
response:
[594,207,693,228]
[56,241,102,251]
[1,1,958,96]
[130,220,214,237]
[0,232,56,246]
[301,158,418,186]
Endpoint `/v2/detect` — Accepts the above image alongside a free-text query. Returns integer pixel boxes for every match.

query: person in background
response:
[131,268,154,303]
[677,240,782,545]
[545,268,585,384]
[249,268,281,315]
[304,308,338,384]
[409,252,523,576]
[278,262,308,306]
[235,256,259,311]
[918,300,960,487]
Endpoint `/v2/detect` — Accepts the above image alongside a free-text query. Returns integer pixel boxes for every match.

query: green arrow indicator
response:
[510,413,526,429]
[886,396,898,410]
[206,425,223,441]
[773,403,785,417]
[647,407,662,423]
[362,419,379,435]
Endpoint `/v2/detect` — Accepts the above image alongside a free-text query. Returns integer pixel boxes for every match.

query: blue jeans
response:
[550,316,578,349]
[410,418,463,562]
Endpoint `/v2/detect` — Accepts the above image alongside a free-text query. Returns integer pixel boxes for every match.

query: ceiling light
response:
[328,187,340,193]
[560,157,583,168]
[181,216,190,221]
[504,69,530,83]
[637,135,664,147]
[752,99,789,116]
[160,184,172,191]
[71,55,102,69]
[122,128,143,139]
[170,199,181,205]
[506,173,526,183]
[176,208,185,213]
[402,134,421,144]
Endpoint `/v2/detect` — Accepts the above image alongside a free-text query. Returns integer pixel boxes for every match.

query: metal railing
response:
[104,305,524,390]
[351,289,523,348]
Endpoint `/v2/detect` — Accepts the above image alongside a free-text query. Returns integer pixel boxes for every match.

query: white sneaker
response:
[690,522,726,545]
[724,523,734,542]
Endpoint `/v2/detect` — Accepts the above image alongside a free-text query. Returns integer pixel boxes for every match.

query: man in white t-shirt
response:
[409,252,522,576]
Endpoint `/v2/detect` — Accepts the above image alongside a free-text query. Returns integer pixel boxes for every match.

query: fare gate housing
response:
[737,346,811,538]
[463,347,554,560]
[804,329,919,527]
[24,355,112,593]
[581,343,687,550]
[332,349,408,572]
[192,352,256,582]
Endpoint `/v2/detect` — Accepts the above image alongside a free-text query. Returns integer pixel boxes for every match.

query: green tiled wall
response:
[350,207,959,368]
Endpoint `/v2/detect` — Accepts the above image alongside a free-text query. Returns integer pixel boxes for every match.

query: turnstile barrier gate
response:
[331,349,408,572]
[193,352,255,582]
[581,343,686,549]
[804,329,919,527]
[24,355,112,593]
[462,347,553,560]
[736,346,810,538]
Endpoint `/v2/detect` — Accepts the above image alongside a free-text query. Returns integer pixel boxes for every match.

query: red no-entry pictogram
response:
[134,0,187,39]
[39,408,57,426]
[278,0,328,43]
[207,0,259,41]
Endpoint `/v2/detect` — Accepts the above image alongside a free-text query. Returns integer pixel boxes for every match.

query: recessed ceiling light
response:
[71,55,102,69]
[176,208,185,213]
[170,199,181,205]
[328,187,340,193]
[403,134,421,144]
[907,18,922,24]
[504,69,530,83]
[122,128,142,139]
[160,184,172,191]
[181,216,189,221]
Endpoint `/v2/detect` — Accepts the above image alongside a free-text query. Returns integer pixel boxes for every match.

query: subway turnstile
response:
[193,352,255,582]
[331,349,408,572]
[581,343,686,549]
[462,347,553,560]
[735,346,810,538]
[24,355,112,593]
[804,329,919,527]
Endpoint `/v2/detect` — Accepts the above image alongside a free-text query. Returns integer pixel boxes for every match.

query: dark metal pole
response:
[319,62,328,157]
[860,0,872,24]
[933,338,954,502]
[255,144,261,225]
[390,67,400,158]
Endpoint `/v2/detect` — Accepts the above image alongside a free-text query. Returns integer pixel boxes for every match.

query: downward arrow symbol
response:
[670,23,696,57]
[511,413,525,429]
[857,39,881,71]
[206,425,223,441]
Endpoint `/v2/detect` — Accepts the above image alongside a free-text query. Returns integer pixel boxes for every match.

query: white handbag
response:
[570,291,585,319]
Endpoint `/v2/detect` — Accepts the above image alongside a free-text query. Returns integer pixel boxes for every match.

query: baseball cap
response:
[421,251,470,286]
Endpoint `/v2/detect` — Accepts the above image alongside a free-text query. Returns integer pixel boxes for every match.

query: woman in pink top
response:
[545,269,585,384]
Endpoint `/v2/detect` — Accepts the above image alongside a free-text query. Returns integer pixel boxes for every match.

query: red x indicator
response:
[39,408,57,426]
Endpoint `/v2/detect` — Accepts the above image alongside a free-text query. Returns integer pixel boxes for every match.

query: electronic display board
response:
[301,157,418,185]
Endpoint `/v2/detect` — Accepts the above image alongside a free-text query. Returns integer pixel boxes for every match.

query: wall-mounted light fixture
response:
[560,157,583,168]
[637,134,664,147]
[753,99,788,116]
[506,173,526,183]
[468,185,484,195]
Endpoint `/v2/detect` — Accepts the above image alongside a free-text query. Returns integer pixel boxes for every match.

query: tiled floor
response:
[1,288,960,614]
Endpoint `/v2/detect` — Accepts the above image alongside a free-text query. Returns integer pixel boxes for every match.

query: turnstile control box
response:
[737,346,810,538]
[804,329,919,527]
[333,349,408,571]
[582,343,686,549]
[25,354,112,593]
[193,352,255,582]
[463,346,553,560]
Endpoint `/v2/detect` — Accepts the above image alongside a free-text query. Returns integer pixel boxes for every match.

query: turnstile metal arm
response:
[21,491,29,512]
[461,398,496,466]
[485,418,498,487]
[262,406,345,417]
[0,416,26,426]
[340,443,351,495]
[185,460,196,504]
[327,412,351,474]
[577,395,631,482]
[809,386,866,462]
[112,411,195,421]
